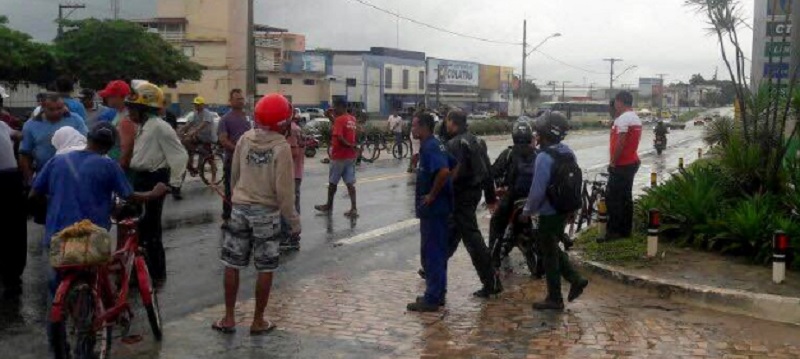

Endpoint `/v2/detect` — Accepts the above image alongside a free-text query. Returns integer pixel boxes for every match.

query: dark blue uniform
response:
[416,136,454,305]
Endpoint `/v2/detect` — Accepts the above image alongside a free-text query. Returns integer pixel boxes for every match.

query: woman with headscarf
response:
[52,126,87,155]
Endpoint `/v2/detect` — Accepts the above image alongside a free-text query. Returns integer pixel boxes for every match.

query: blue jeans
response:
[421,216,448,304]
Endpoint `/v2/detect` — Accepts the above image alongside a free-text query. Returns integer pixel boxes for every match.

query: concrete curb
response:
[573,252,800,326]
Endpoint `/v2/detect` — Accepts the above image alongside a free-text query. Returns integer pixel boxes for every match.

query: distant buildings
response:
[132,0,518,116]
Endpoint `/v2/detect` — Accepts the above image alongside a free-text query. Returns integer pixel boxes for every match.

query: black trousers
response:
[447,188,497,290]
[606,162,640,238]
[539,214,582,301]
[0,170,27,291]
[132,168,169,281]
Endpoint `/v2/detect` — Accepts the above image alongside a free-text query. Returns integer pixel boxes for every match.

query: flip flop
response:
[211,319,236,334]
[249,321,277,336]
[343,210,359,218]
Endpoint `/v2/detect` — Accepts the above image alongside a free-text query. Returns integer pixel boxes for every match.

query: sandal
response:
[343,209,359,218]
[211,319,236,334]
[250,320,277,336]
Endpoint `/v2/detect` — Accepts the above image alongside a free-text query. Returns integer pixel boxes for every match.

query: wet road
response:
[7,108,794,358]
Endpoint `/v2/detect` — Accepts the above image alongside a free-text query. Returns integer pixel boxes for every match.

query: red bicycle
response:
[50,203,163,359]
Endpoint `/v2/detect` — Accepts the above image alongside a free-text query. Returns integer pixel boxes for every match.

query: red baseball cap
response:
[98,80,131,98]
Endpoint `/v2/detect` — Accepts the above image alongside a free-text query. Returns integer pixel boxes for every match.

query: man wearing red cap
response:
[98,80,137,171]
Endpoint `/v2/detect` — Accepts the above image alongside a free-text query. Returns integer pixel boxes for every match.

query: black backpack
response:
[543,147,582,214]
[507,147,537,196]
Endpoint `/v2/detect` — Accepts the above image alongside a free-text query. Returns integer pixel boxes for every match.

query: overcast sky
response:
[3,0,754,89]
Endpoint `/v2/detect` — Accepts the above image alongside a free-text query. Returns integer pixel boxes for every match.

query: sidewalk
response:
[573,238,800,326]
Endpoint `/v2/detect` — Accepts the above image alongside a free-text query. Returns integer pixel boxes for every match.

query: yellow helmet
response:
[126,81,165,109]
[193,96,206,105]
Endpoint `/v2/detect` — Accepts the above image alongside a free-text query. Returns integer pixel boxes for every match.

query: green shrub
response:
[710,194,780,264]
[575,227,647,264]
[468,119,512,136]
[634,163,731,247]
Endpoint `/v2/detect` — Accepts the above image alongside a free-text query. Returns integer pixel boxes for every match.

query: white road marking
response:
[334,218,420,246]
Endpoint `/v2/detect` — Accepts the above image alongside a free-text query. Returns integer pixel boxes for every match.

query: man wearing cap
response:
[78,89,107,128]
[30,122,170,292]
[180,96,216,175]
[97,80,136,170]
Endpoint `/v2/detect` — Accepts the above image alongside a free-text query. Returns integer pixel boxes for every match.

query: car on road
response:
[304,108,326,119]
[304,117,331,130]
[664,119,686,130]
[469,111,491,120]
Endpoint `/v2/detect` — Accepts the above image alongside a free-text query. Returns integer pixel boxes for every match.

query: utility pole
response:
[603,58,623,92]
[521,20,527,114]
[57,3,86,38]
[110,0,120,19]
[561,81,571,101]
[656,73,668,115]
[435,64,443,108]
[246,0,256,111]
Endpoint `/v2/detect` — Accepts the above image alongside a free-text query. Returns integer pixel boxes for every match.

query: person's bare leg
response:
[218,267,239,327]
[251,272,274,330]
[315,184,336,212]
[345,184,358,217]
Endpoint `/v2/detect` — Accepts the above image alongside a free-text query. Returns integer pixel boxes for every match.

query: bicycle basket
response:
[50,220,113,268]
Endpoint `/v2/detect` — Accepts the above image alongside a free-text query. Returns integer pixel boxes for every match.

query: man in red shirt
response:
[605,91,642,241]
[315,99,359,217]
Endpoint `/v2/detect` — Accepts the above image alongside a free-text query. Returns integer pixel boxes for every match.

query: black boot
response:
[532,298,565,311]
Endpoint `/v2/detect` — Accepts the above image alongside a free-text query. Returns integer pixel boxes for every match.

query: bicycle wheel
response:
[51,280,112,359]
[200,152,224,186]
[361,143,380,162]
[135,256,163,341]
[392,141,410,159]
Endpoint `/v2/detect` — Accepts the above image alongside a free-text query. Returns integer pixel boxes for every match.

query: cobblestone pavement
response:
[118,250,800,359]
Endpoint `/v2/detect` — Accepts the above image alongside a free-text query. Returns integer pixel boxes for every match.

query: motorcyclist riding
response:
[488,120,538,270]
[654,120,669,139]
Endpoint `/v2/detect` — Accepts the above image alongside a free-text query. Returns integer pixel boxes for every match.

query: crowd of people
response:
[0,78,643,338]
[409,90,642,312]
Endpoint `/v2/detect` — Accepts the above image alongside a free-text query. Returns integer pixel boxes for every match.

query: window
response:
[402,69,409,90]
[346,78,357,87]
[181,46,194,57]
[418,71,425,90]
[385,68,393,89]
[257,76,268,84]
[303,79,316,86]
[280,78,292,85]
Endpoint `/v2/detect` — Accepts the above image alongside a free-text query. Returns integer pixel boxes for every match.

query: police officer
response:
[407,112,453,312]
[522,112,589,310]
[444,110,502,298]
[489,121,537,267]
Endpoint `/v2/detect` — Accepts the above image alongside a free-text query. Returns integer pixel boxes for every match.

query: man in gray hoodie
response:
[213,94,300,336]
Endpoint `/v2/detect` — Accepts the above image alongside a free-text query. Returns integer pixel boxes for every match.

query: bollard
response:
[773,231,789,284]
[678,157,684,170]
[596,198,608,238]
[650,171,657,187]
[647,209,660,257]
[698,148,703,159]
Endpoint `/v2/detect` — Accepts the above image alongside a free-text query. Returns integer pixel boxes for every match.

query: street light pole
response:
[603,58,623,93]
[521,20,527,113]
[561,81,571,101]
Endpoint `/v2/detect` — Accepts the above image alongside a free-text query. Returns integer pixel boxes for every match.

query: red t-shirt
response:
[610,111,643,166]
[331,114,358,160]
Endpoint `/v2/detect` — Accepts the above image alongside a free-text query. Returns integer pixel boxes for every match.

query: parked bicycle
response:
[50,202,163,359]
[568,172,609,238]
[181,143,224,187]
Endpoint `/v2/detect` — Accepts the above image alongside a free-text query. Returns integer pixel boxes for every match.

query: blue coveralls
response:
[416,136,454,305]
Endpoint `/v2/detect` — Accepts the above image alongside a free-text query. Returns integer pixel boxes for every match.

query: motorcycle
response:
[654,135,667,155]
[489,198,544,278]
[303,133,321,158]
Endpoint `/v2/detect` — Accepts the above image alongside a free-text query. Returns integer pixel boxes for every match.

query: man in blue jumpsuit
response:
[407,112,453,312]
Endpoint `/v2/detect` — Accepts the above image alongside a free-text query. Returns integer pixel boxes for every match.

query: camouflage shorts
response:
[220,204,284,272]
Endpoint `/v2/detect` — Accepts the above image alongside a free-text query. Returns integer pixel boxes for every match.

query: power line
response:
[345,0,522,45]
[533,50,604,75]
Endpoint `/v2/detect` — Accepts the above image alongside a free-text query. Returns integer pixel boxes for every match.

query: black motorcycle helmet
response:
[511,120,533,145]
[533,111,569,143]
